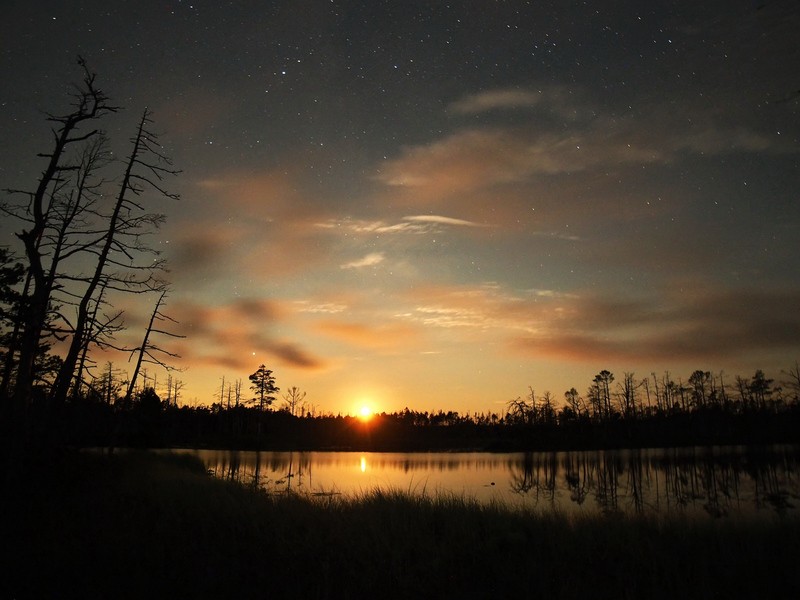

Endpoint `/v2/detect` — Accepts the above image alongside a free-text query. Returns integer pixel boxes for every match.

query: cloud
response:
[166,223,241,280]
[341,252,385,269]
[399,282,800,365]
[449,89,545,114]
[372,89,783,227]
[165,297,327,372]
[403,215,487,227]
[317,214,488,235]
[295,300,348,314]
[315,320,420,350]
[167,169,338,281]
[514,287,800,363]
[401,283,552,334]
[266,340,325,369]
[377,121,768,199]
[448,86,582,119]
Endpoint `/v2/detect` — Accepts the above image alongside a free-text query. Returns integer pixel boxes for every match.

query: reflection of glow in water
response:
[179,448,800,520]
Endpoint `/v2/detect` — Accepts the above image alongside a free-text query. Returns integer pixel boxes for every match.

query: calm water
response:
[172,445,800,519]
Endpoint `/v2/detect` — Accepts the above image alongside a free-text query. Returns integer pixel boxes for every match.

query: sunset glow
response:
[2,1,798,416]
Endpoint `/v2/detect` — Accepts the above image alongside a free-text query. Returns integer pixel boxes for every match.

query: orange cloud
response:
[315,320,420,350]
[167,169,338,280]
[400,282,800,365]
[372,91,782,229]
[165,298,327,372]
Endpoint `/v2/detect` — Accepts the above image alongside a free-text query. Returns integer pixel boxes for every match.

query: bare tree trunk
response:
[11,62,112,411]
[52,109,172,405]
[124,290,167,403]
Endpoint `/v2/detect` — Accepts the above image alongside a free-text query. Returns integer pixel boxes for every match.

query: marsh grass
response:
[3,450,798,599]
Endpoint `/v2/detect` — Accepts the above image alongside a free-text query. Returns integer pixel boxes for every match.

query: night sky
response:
[2,1,799,414]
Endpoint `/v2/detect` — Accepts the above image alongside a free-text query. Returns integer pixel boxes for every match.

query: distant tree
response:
[748,370,774,411]
[281,386,307,416]
[507,387,537,425]
[781,361,800,405]
[617,372,639,419]
[0,248,25,400]
[540,391,556,425]
[234,378,242,407]
[564,387,584,419]
[688,370,712,409]
[136,386,162,414]
[587,370,615,420]
[249,364,279,411]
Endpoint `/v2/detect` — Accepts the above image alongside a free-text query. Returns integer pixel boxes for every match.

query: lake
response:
[170,445,800,519]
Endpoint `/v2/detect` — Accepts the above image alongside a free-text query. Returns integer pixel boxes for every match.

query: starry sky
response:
[2,0,799,414]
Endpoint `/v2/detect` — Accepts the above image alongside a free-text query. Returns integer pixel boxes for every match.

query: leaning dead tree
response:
[70,278,125,401]
[4,59,116,409]
[124,290,184,403]
[1,59,180,415]
[50,108,178,405]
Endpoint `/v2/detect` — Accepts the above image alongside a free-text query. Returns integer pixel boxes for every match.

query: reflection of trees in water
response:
[545,446,798,518]
[509,452,557,507]
[197,446,800,517]
[748,449,797,515]
[697,453,743,518]
[593,452,621,515]
[654,449,752,518]
[626,451,646,514]
[203,451,314,494]
[267,452,313,495]
[562,452,591,506]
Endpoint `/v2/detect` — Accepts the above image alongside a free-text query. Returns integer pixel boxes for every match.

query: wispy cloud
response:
[318,215,488,235]
[448,86,581,119]
[341,252,385,269]
[449,89,545,114]
[373,90,781,229]
[404,215,487,227]
[166,298,327,372]
[315,320,420,350]
[295,300,348,314]
[399,282,800,365]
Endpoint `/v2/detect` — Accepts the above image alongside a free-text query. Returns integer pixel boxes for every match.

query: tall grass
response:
[3,450,798,599]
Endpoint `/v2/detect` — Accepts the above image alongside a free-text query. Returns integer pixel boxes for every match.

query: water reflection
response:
[175,445,800,519]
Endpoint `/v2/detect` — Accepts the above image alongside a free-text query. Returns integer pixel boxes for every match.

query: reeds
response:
[4,450,798,599]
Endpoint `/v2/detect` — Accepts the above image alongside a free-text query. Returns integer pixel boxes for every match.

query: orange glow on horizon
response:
[358,405,374,421]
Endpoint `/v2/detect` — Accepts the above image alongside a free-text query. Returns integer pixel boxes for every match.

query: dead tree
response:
[5,59,116,408]
[124,290,184,404]
[282,386,307,416]
[51,108,179,405]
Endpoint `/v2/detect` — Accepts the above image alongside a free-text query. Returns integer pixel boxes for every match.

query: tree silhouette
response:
[3,59,116,410]
[0,248,24,400]
[1,59,179,423]
[50,108,178,405]
[249,364,279,411]
[281,386,306,416]
[124,291,184,404]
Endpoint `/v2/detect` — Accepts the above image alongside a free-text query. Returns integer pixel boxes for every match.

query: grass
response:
[3,449,799,599]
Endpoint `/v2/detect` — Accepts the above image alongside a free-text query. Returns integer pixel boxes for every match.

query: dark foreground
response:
[3,450,799,600]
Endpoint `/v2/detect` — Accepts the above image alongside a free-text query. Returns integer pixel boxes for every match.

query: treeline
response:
[32,363,800,451]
